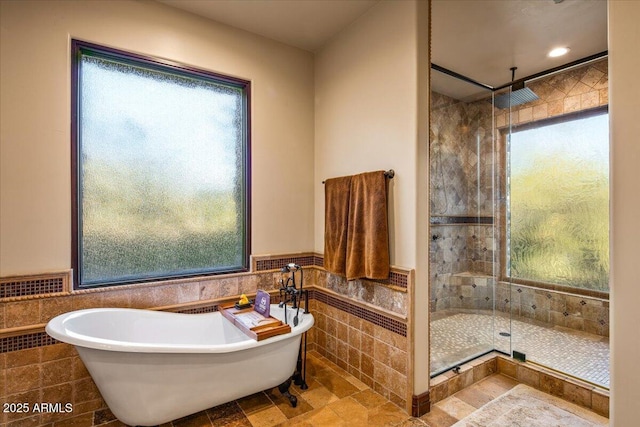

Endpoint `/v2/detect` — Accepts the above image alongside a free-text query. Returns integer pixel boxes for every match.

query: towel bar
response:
[322,169,394,184]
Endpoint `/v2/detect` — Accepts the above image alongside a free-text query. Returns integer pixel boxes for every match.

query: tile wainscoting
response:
[308,290,410,411]
[0,253,414,426]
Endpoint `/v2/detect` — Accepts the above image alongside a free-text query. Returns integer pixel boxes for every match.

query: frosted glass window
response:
[508,111,609,291]
[73,41,249,287]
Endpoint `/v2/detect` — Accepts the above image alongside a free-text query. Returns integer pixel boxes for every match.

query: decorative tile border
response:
[254,255,315,271]
[0,331,59,353]
[388,271,408,289]
[0,254,409,300]
[313,255,324,268]
[0,271,70,300]
[430,216,494,225]
[175,304,219,314]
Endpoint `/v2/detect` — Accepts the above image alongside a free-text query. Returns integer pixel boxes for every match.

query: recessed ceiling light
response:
[548,47,570,57]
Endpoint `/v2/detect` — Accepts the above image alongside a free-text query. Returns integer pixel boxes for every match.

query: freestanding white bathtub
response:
[46,304,313,426]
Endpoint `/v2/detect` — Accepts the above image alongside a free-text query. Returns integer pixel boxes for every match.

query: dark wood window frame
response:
[71,39,251,289]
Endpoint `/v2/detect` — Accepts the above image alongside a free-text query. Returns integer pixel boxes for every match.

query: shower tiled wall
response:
[429,58,609,336]
[495,282,609,337]
[430,92,495,217]
[429,86,498,317]
[0,253,412,426]
[430,224,495,312]
[495,59,608,128]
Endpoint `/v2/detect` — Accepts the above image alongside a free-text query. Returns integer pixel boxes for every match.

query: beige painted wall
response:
[609,1,640,425]
[313,0,430,394]
[0,0,315,275]
[314,0,420,269]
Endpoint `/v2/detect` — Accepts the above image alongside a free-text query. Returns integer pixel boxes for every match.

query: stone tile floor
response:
[431,311,610,387]
[165,351,412,427]
[101,350,603,427]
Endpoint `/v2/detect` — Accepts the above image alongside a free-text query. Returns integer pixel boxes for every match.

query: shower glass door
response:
[429,68,498,376]
[500,60,610,388]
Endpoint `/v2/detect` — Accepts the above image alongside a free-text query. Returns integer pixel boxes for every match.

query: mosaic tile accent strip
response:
[430,216,494,225]
[1,331,59,353]
[318,258,408,290]
[176,304,219,314]
[388,271,408,288]
[314,255,324,267]
[255,255,316,271]
[0,274,67,299]
[310,289,407,337]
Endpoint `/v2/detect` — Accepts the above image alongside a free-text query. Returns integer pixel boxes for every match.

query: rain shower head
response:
[493,67,539,109]
[494,81,539,109]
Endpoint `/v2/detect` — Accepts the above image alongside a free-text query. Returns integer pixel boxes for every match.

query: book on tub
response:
[220,290,291,341]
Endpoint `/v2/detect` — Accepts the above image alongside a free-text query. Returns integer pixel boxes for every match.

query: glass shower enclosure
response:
[429,60,610,389]
[429,67,501,376]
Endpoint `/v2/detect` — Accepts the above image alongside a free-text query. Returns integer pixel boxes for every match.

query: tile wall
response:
[0,267,283,427]
[430,224,495,312]
[0,253,412,426]
[495,282,609,337]
[429,58,610,336]
[495,59,608,128]
[430,92,495,217]
[310,268,411,411]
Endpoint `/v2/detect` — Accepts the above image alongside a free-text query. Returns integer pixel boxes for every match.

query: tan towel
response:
[346,171,390,280]
[324,175,352,276]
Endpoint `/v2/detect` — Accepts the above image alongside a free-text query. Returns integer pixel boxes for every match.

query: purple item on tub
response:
[254,290,270,317]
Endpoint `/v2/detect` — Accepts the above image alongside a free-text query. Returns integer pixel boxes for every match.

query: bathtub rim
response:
[45,305,314,354]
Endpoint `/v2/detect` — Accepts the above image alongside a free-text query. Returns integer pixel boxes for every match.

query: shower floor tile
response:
[430,310,610,388]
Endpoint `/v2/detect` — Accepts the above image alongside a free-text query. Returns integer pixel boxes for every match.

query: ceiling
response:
[431,0,608,100]
[157,0,608,100]
[157,0,378,52]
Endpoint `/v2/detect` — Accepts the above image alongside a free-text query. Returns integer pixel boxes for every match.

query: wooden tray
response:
[220,304,291,341]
